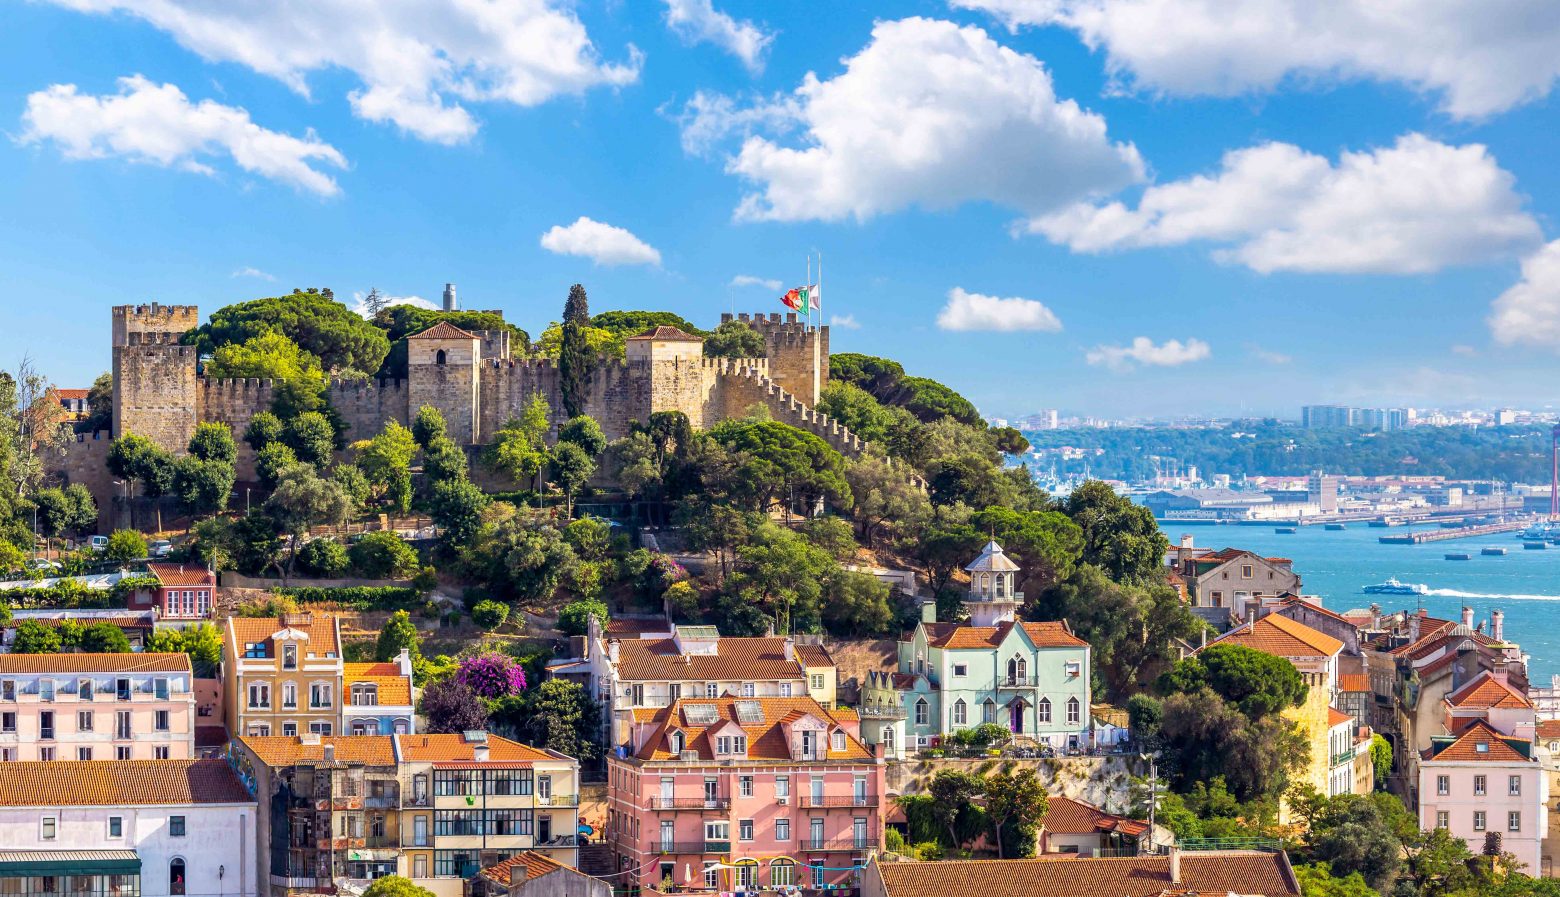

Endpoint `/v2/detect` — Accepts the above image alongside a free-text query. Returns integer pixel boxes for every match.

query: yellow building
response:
[798,642,839,708]
[223,612,345,738]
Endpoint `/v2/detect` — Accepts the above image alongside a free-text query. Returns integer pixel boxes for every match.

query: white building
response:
[0,758,258,897]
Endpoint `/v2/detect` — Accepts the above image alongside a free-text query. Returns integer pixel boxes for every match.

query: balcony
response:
[535,794,580,808]
[998,676,1038,689]
[403,794,431,808]
[803,837,876,851]
[1330,749,1355,767]
[650,797,730,810]
[363,795,399,809]
[858,703,907,720]
[651,842,731,855]
[798,795,877,809]
[401,834,432,849]
[536,834,578,848]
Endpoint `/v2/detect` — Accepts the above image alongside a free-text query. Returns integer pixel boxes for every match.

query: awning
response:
[0,851,141,876]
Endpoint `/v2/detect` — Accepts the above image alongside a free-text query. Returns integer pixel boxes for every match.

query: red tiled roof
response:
[228,613,340,658]
[613,637,807,683]
[343,663,413,705]
[1327,708,1353,728]
[56,389,90,399]
[1273,596,1354,625]
[0,759,251,806]
[146,562,215,587]
[1208,614,1343,658]
[239,735,398,767]
[1424,720,1533,763]
[0,653,190,674]
[871,852,1300,897]
[408,320,479,340]
[479,852,587,886]
[796,643,835,668]
[627,325,702,342]
[1536,720,1560,740]
[1038,796,1150,837]
[927,620,1087,649]
[398,733,556,765]
[633,696,871,762]
[1445,671,1531,710]
[607,617,673,636]
[1339,674,1371,693]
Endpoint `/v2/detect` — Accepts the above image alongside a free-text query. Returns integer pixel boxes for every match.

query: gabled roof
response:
[613,636,807,683]
[1445,671,1531,710]
[479,852,589,887]
[0,760,250,806]
[408,320,479,341]
[627,325,702,342]
[145,562,215,587]
[0,653,190,674]
[1037,796,1150,837]
[927,620,1087,650]
[239,735,398,767]
[1327,708,1353,728]
[965,540,1021,573]
[228,613,340,659]
[343,663,412,705]
[397,733,557,766]
[633,696,871,762]
[796,643,835,668]
[870,851,1300,897]
[1424,720,1534,763]
[1536,719,1560,740]
[1209,614,1342,659]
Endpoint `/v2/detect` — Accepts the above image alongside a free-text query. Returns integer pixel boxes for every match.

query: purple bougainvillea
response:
[456,653,528,699]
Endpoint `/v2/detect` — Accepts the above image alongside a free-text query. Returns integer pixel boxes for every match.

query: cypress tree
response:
[559,283,591,418]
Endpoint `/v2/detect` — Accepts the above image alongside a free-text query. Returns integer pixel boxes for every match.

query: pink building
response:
[607,696,885,893]
[1442,669,1536,741]
[133,562,216,620]
[0,653,196,762]
[1418,720,1548,871]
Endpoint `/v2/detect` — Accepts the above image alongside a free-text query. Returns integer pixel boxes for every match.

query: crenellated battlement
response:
[112,303,200,348]
[123,332,193,349]
[202,378,278,391]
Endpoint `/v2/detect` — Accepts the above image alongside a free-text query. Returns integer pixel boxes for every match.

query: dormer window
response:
[351,683,378,706]
[282,644,297,670]
[670,730,685,754]
[832,731,846,753]
[717,735,747,755]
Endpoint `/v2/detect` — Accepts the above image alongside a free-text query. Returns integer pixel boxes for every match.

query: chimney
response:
[442,283,458,311]
[1168,846,1181,884]
[784,637,796,662]
[608,638,620,664]
[474,744,490,763]
[1492,660,1510,684]
[396,647,413,678]
[921,602,937,624]
[1370,603,1382,630]
[1180,534,1194,549]
[1461,606,1474,629]
[1492,609,1505,642]
[1408,614,1421,644]
[323,743,335,763]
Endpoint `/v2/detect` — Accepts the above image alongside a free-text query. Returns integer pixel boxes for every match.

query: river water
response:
[1159,522,1560,681]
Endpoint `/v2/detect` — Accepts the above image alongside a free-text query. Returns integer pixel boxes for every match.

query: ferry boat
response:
[1363,577,1429,596]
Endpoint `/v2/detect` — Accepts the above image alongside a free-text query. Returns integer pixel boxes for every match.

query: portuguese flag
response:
[780,284,820,313]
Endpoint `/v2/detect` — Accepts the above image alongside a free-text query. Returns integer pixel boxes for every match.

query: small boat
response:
[1445,553,1471,561]
[1526,541,1548,550]
[1364,577,1429,595]
[1275,527,1297,534]
[1481,547,1507,556]
[1325,523,1347,531]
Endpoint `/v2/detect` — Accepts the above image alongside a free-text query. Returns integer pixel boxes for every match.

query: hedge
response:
[1,575,158,610]
[277,585,423,610]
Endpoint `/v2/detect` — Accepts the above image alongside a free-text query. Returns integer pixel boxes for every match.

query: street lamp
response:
[1139,751,1160,854]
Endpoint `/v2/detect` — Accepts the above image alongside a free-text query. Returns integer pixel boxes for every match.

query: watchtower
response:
[723,312,828,407]
[625,325,706,424]
[111,303,200,450]
[406,321,481,444]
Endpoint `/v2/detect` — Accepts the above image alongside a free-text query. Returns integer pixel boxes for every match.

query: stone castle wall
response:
[722,312,826,405]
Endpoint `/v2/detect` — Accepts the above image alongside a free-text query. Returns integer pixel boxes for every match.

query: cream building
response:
[223,612,344,738]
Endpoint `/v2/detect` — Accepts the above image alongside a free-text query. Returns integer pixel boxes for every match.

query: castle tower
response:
[111,303,200,451]
[723,312,828,407]
[964,540,1021,626]
[625,325,705,425]
[406,321,481,444]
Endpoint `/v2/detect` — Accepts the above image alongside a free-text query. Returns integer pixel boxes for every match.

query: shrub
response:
[348,532,420,579]
[663,580,701,622]
[104,529,147,565]
[455,652,528,698]
[278,586,421,610]
[412,566,438,592]
[914,842,943,861]
[471,599,509,630]
[557,598,608,637]
[298,539,350,577]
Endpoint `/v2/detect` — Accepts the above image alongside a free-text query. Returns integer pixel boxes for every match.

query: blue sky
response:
[3,0,1560,419]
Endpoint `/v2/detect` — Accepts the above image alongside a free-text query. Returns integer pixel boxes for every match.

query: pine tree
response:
[558,284,592,418]
[362,287,388,317]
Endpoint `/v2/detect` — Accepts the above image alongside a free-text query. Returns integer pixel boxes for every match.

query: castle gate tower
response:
[111,303,200,451]
[407,321,482,444]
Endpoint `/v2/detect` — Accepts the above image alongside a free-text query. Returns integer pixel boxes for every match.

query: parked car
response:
[149,539,174,558]
[89,535,109,552]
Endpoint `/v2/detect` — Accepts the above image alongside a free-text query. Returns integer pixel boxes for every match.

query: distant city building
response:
[1302,405,1353,428]
[1303,405,1409,430]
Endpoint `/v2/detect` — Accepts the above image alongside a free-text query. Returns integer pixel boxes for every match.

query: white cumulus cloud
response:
[1490,240,1560,350]
[1028,134,1540,274]
[830,314,861,330]
[668,90,800,157]
[688,17,1141,222]
[19,76,348,195]
[540,217,662,267]
[45,0,642,144]
[729,274,782,290]
[937,287,1062,332]
[232,266,276,281]
[951,0,1560,118]
[663,0,774,74]
[1086,336,1210,372]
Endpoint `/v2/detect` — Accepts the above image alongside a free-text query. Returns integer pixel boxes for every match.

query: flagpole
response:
[818,252,823,329]
[805,253,812,327]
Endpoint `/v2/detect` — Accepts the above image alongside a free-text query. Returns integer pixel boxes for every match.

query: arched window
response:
[169,859,186,896]
[1066,697,1081,725]
[995,574,1005,598]
[980,573,990,592]
[981,699,996,724]
[881,726,895,751]
[770,860,795,888]
[914,698,928,726]
[1037,697,1051,723]
[435,349,447,365]
[952,699,967,726]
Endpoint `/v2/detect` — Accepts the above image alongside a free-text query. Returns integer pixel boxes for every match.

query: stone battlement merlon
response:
[723,311,828,336]
[122,333,193,350]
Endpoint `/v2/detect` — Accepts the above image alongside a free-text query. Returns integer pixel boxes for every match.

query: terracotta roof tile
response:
[479,852,584,886]
[1328,708,1353,728]
[928,620,1087,650]
[1339,674,1371,693]
[634,696,872,762]
[398,733,556,765]
[627,325,702,342]
[1424,720,1534,763]
[613,637,807,683]
[607,617,673,637]
[0,653,190,674]
[1445,672,1531,710]
[1209,614,1342,659]
[343,663,413,705]
[408,321,479,340]
[239,735,398,767]
[228,613,340,659]
[145,562,215,587]
[796,643,835,667]
[871,852,1300,897]
[1536,720,1560,740]
[0,759,250,806]
[55,388,90,399]
[1038,796,1149,837]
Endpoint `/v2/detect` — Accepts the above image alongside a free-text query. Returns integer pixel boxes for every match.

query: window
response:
[740,820,754,841]
[780,682,793,697]
[1,680,13,700]
[1474,775,1487,796]
[1473,811,1486,832]
[1037,698,1051,724]
[705,821,729,842]
[1064,661,1081,679]
[741,682,756,697]
[1242,565,1254,578]
[42,817,57,840]
[1509,811,1522,832]
[282,683,297,709]
[717,735,748,755]
[952,664,968,677]
[706,683,719,698]
[810,674,825,690]
[776,818,790,841]
[771,860,794,887]
[78,679,93,700]
[832,731,846,752]
[435,349,447,366]
[775,776,790,799]
[0,712,13,733]
[108,817,123,838]
[703,863,720,889]
[78,710,94,731]
[248,683,270,709]
[155,710,169,731]
[739,776,753,797]
[1436,775,1449,795]
[310,683,332,708]
[40,711,54,740]
[914,698,928,726]
[952,699,967,726]
[40,679,54,701]
[115,746,131,761]
[116,710,131,739]
[1210,591,1223,605]
[154,745,170,759]
[39,747,54,761]
[77,747,93,761]
[283,644,297,669]
[669,684,682,702]
[154,678,169,700]
[170,816,186,837]
[309,721,333,736]
[1509,775,1522,796]
[1066,697,1081,725]
[1436,811,1449,829]
[169,859,186,896]
[670,730,685,754]
[981,700,996,724]
[810,818,824,849]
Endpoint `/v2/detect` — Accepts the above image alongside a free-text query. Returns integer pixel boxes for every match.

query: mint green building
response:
[859,542,1093,757]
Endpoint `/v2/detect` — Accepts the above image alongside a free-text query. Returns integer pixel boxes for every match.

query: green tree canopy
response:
[265,463,355,579]
[375,610,422,663]
[708,419,851,516]
[348,532,420,579]
[187,289,390,375]
[411,405,447,450]
[591,310,706,340]
[1061,480,1170,584]
[361,876,436,897]
[525,678,602,760]
[983,767,1048,859]
[11,619,63,653]
[188,422,238,465]
[353,421,417,512]
[558,415,607,458]
[548,441,595,517]
[703,319,767,358]
[558,284,593,418]
[105,529,147,565]
[79,621,131,653]
[1161,643,1309,720]
[203,331,330,416]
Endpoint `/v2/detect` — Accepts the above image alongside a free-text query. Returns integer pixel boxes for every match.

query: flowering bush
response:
[455,653,527,699]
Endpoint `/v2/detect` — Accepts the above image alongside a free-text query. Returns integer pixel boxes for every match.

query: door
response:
[1010,702,1023,733]
[660,821,675,852]
[537,775,552,803]
[810,776,824,805]
[853,776,867,806]
[538,816,552,844]
[413,815,428,847]
[661,777,675,804]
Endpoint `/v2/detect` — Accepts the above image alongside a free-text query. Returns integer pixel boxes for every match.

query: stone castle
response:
[60,304,890,510]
